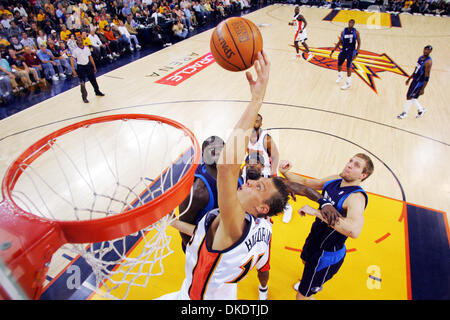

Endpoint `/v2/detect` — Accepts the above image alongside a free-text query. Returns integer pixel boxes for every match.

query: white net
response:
[7,116,197,299]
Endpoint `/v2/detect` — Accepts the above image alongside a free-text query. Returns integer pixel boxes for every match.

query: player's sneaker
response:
[282,203,293,223]
[416,108,427,118]
[341,83,351,90]
[306,52,314,61]
[335,74,343,83]
[258,285,268,300]
[397,112,407,119]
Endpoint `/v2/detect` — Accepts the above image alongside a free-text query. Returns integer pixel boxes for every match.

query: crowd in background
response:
[0,0,448,103]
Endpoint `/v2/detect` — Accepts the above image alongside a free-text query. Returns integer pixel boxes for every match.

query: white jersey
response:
[292,13,307,42]
[247,129,271,177]
[180,209,272,300]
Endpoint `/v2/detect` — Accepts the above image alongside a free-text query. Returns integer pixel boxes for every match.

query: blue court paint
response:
[406,204,450,300]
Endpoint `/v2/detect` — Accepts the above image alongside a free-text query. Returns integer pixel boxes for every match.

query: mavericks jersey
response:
[194,162,218,223]
[341,28,357,52]
[303,179,368,256]
[181,209,272,300]
[412,55,431,82]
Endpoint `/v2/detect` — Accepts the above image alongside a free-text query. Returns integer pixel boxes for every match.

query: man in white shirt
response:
[117,20,141,51]
[70,37,104,103]
[88,29,112,61]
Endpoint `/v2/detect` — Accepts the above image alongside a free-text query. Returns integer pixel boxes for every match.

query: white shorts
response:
[294,30,308,43]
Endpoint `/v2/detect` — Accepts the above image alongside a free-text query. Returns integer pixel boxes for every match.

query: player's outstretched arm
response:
[216,51,270,245]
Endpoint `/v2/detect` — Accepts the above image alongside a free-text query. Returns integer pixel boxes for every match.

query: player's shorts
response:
[294,29,308,43]
[337,49,357,68]
[406,78,425,99]
[298,245,346,297]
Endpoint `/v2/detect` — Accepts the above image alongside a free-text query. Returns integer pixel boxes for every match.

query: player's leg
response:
[257,270,269,300]
[293,40,301,59]
[398,80,422,119]
[336,51,345,83]
[301,40,313,61]
[411,82,427,118]
[341,53,353,90]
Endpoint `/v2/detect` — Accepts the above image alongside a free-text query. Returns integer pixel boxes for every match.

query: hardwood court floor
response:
[0,5,448,300]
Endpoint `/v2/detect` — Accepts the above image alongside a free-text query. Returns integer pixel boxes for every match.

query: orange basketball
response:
[210,17,263,72]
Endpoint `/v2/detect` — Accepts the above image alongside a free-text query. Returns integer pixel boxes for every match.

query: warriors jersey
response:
[292,13,307,42]
[247,129,271,177]
[181,209,272,300]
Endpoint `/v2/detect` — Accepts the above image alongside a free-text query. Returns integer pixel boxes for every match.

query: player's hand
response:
[246,50,270,103]
[299,205,317,217]
[73,71,78,78]
[329,50,334,58]
[320,205,342,227]
[420,88,425,95]
[405,78,411,85]
[278,160,292,175]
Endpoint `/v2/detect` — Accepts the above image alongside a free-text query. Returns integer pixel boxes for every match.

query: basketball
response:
[210,17,263,72]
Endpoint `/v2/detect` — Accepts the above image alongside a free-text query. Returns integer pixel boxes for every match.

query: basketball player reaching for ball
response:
[156,51,292,300]
[397,45,432,119]
[289,6,314,62]
[278,154,374,300]
[330,19,361,90]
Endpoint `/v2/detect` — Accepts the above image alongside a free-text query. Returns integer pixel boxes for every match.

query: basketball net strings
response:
[10,119,195,299]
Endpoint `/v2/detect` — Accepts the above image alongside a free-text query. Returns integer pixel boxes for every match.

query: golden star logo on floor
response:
[293,46,409,93]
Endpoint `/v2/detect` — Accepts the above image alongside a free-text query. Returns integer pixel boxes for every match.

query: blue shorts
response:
[337,50,356,69]
[298,246,346,297]
[407,79,424,99]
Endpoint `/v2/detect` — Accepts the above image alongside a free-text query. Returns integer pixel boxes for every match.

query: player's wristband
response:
[318,198,332,209]
[424,76,429,81]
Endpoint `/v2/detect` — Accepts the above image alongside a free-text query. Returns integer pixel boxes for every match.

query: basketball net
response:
[5,115,198,300]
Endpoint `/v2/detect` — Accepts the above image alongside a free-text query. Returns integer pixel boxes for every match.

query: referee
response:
[70,37,104,103]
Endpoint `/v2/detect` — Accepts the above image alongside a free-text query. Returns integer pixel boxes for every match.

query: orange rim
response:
[1,114,201,243]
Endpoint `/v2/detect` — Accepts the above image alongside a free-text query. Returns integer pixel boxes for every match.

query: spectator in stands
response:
[66,33,78,53]
[36,29,47,48]
[96,28,120,58]
[7,20,23,40]
[60,24,72,41]
[117,19,141,51]
[22,46,46,80]
[122,2,133,18]
[0,52,21,93]
[37,8,47,28]
[37,44,65,81]
[102,24,124,56]
[56,2,66,24]
[88,28,112,62]
[172,16,188,40]
[9,36,24,54]
[47,38,73,76]
[50,29,60,42]
[20,31,37,52]
[7,47,40,89]
[18,15,31,34]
